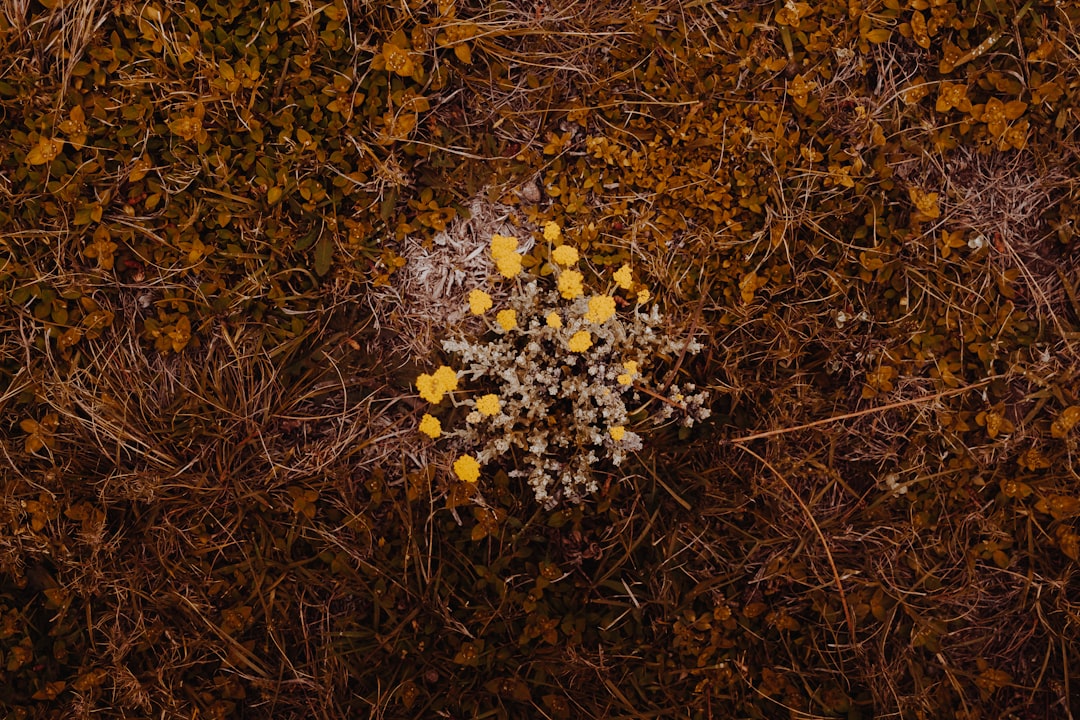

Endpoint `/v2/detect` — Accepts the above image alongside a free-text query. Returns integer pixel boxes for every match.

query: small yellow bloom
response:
[636,288,651,304]
[453,454,481,483]
[416,373,443,403]
[585,295,617,324]
[419,413,442,438]
[613,264,633,290]
[551,244,579,266]
[432,366,458,393]
[491,234,518,258]
[495,252,523,278]
[567,330,592,353]
[543,221,562,242]
[545,311,562,328]
[496,309,517,331]
[490,234,524,278]
[468,288,493,315]
[617,361,639,386]
[417,366,459,403]
[558,269,584,300]
[609,426,626,441]
[476,394,501,416]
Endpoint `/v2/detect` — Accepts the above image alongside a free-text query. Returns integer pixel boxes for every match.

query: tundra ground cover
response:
[1,0,1079,717]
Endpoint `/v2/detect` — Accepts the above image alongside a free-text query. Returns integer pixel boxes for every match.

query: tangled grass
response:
[2,0,1079,717]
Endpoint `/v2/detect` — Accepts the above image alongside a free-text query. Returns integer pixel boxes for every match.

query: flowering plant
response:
[416,222,710,506]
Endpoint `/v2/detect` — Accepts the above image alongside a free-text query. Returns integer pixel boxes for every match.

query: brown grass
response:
[2,0,1080,717]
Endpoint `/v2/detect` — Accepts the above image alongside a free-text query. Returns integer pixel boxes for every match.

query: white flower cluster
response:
[442,278,710,507]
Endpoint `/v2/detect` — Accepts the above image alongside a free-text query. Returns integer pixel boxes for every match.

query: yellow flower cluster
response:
[419,413,442,438]
[468,288,492,315]
[422,224,679,498]
[412,220,699,507]
[543,221,562,242]
[416,365,458,404]
[551,244,579,266]
[491,234,517,256]
[453,454,480,483]
[415,365,487,485]
[476,393,501,416]
[567,330,592,352]
[490,234,523,278]
[614,263,651,303]
[497,309,517,331]
[585,295,616,324]
[558,269,584,300]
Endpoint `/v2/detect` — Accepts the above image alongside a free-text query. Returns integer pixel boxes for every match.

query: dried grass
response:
[2,0,1079,717]
[369,192,533,359]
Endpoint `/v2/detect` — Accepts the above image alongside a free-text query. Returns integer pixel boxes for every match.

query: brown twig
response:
[631,381,687,411]
[724,376,999,445]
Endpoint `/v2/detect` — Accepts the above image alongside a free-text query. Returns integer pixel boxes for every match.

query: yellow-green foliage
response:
[1,0,1079,717]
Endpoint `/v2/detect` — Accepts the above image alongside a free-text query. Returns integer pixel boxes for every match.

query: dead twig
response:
[724,376,999,445]
[736,444,859,649]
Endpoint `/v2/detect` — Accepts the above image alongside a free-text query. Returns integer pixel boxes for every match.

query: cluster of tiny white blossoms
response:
[415,222,710,507]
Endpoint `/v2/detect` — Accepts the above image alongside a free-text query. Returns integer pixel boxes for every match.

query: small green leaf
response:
[314,234,333,276]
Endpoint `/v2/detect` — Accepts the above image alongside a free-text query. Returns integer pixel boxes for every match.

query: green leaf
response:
[295,227,317,251]
[314,233,333,276]
[380,189,397,222]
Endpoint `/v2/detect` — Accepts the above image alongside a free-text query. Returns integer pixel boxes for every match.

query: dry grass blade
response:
[725,377,998,445]
[2,0,1078,716]
[736,445,858,648]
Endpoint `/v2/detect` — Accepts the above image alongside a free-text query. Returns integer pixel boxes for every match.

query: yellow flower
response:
[453,454,481,483]
[416,373,443,403]
[418,366,458,403]
[609,426,626,441]
[636,288,651,304]
[543,221,562,242]
[558,269,584,299]
[551,244,579,266]
[495,252,523,278]
[567,330,592,352]
[491,234,524,278]
[496,309,517,331]
[617,359,638,386]
[613,264,633,290]
[432,365,458,393]
[476,394,501,416]
[585,295,616,324]
[419,413,442,438]
[491,234,518,258]
[468,288,493,315]
[545,311,562,328]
